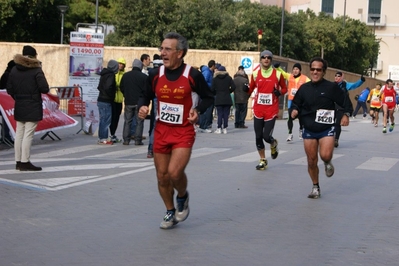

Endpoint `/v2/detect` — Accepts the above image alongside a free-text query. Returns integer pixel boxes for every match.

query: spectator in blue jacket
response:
[333,71,364,147]
[352,87,370,119]
[198,60,216,132]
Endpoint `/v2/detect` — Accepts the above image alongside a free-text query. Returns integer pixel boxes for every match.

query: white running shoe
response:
[299,129,303,140]
[222,128,227,134]
[308,186,320,199]
[324,162,334,177]
[286,134,293,142]
[175,192,190,222]
[214,128,222,134]
[159,211,178,229]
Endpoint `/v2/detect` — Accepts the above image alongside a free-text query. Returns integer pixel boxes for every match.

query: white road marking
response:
[0,162,154,174]
[23,176,100,187]
[85,147,146,158]
[34,145,105,158]
[2,147,397,191]
[191,148,231,158]
[221,151,287,162]
[0,166,155,191]
[0,147,230,191]
[356,157,399,171]
[285,154,344,165]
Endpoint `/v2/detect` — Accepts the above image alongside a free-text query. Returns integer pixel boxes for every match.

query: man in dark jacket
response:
[6,45,49,171]
[212,65,236,134]
[233,69,249,128]
[97,59,118,145]
[291,57,353,199]
[121,59,148,145]
[333,71,364,147]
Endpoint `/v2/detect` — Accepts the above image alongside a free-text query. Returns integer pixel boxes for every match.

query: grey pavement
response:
[1,115,399,266]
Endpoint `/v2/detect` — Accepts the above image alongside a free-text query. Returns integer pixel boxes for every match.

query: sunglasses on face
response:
[261,56,272,60]
[310,68,323,72]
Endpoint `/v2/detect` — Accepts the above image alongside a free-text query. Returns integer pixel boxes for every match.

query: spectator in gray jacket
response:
[233,69,249,128]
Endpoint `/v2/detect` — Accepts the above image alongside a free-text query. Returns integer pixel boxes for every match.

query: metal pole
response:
[370,16,380,77]
[371,20,376,77]
[343,0,346,28]
[60,12,64,44]
[95,0,99,33]
[57,6,68,44]
[279,0,285,56]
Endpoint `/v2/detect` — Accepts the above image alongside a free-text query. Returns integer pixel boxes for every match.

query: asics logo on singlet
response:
[173,88,185,94]
[161,104,180,112]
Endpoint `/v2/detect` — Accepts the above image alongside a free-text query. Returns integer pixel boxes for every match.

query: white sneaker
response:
[159,211,178,229]
[324,162,334,177]
[175,192,190,222]
[286,134,293,142]
[200,128,212,133]
[308,186,320,199]
[214,128,222,134]
[222,128,227,134]
[299,129,303,140]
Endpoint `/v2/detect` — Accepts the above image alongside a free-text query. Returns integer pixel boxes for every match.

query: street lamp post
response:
[370,15,380,77]
[95,0,99,33]
[343,0,347,27]
[370,15,380,34]
[279,0,285,56]
[57,5,69,44]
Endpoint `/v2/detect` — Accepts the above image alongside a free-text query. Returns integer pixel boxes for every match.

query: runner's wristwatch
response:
[344,112,350,117]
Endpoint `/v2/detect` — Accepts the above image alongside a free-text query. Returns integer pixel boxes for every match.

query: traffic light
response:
[257,29,263,40]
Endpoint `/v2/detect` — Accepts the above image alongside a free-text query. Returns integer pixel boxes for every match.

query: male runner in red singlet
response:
[138,32,214,229]
[381,79,397,133]
[248,50,287,171]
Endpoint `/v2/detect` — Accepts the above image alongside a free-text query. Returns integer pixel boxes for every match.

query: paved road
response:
[0,116,398,266]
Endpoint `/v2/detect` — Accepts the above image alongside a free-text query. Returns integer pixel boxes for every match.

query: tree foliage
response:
[0,0,379,74]
[0,0,114,44]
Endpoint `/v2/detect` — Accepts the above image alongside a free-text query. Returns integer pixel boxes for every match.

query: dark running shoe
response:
[270,140,279,159]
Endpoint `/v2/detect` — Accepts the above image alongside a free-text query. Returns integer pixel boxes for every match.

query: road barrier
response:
[41,86,84,140]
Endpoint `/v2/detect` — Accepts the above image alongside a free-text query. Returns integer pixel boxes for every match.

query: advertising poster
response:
[388,65,399,81]
[69,32,104,102]
[0,91,78,138]
[83,101,99,135]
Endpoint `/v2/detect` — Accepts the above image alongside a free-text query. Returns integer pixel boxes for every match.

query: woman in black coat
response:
[6,46,49,171]
[212,66,235,134]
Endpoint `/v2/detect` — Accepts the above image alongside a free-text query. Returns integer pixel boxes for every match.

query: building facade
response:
[252,0,399,81]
